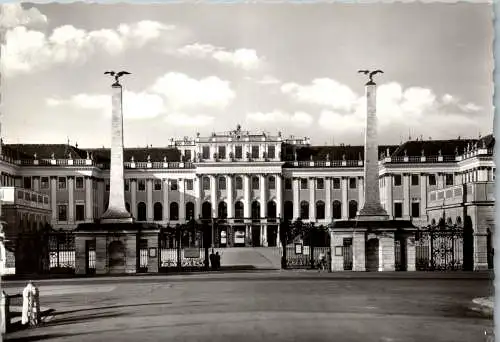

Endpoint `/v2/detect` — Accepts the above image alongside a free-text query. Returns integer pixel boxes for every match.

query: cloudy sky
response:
[0,2,494,148]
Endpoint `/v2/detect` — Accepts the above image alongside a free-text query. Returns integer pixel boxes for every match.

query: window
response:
[58,177,67,190]
[154,179,162,191]
[333,201,342,219]
[411,202,420,218]
[411,174,419,186]
[394,175,402,186]
[235,146,243,159]
[202,146,210,159]
[40,177,49,189]
[348,200,358,219]
[284,201,293,220]
[186,202,195,220]
[300,201,309,219]
[23,177,31,189]
[203,177,210,190]
[445,174,454,186]
[184,150,192,162]
[394,202,403,218]
[268,176,276,190]
[251,146,259,159]
[268,145,276,159]
[316,201,325,219]
[17,190,23,200]
[218,176,226,190]
[428,174,436,186]
[251,201,260,219]
[138,179,146,191]
[333,178,340,189]
[75,204,85,221]
[75,177,84,189]
[170,180,178,191]
[218,202,228,219]
[252,176,259,190]
[218,146,226,159]
[105,179,110,192]
[285,178,292,190]
[44,197,49,204]
[57,204,67,221]
[186,179,193,190]
[267,201,277,218]
[235,176,243,190]
[316,178,324,190]
[124,179,130,192]
[37,195,42,203]
[300,179,308,190]
[137,202,147,221]
[349,178,357,189]
[153,202,163,221]
[235,201,244,219]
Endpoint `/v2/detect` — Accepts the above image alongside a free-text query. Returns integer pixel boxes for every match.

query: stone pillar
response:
[420,173,427,220]
[358,81,388,219]
[474,233,489,270]
[260,174,267,218]
[352,231,366,271]
[179,179,185,221]
[243,175,251,218]
[309,178,315,221]
[341,177,348,219]
[101,83,132,222]
[227,175,234,218]
[51,176,57,222]
[95,236,108,275]
[358,176,365,210]
[437,173,444,189]
[85,177,93,222]
[147,234,159,273]
[131,179,137,219]
[75,238,87,275]
[146,179,153,221]
[210,175,217,218]
[378,232,395,272]
[385,175,393,217]
[293,178,300,219]
[406,235,416,271]
[33,176,40,192]
[330,231,344,272]
[276,175,283,219]
[162,178,169,221]
[402,173,410,219]
[68,176,74,223]
[325,177,332,222]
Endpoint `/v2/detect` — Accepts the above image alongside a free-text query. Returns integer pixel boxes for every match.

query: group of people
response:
[317,251,331,272]
[209,250,221,271]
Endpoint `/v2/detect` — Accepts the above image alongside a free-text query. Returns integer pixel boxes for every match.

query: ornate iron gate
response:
[415,225,465,271]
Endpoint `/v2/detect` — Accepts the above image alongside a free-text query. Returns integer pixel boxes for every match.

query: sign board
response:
[335,246,343,256]
[295,243,303,255]
[148,247,157,258]
[234,231,245,244]
[221,230,227,244]
[184,248,200,258]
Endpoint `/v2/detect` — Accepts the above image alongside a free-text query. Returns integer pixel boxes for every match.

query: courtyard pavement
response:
[3,271,493,342]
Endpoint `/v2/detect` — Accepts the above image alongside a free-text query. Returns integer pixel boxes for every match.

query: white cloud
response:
[0,4,47,29]
[150,72,235,110]
[246,110,313,127]
[46,91,164,120]
[176,43,262,70]
[2,20,175,77]
[460,102,483,112]
[164,113,215,127]
[281,78,358,112]
[257,75,281,85]
[442,93,457,105]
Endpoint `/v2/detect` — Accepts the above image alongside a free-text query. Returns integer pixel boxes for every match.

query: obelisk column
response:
[101,79,133,223]
[357,78,388,221]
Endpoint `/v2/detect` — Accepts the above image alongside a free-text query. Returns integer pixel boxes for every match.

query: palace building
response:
[0,126,495,272]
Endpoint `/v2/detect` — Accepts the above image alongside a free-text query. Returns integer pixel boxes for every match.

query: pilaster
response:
[406,235,416,271]
[68,176,74,223]
[325,177,332,221]
[403,173,410,219]
[385,174,393,217]
[146,179,153,221]
[293,178,300,220]
[309,177,315,221]
[260,174,267,218]
[341,177,348,219]
[420,173,427,219]
[51,176,57,222]
[84,177,93,222]
[163,178,169,221]
[210,175,217,218]
[276,175,283,219]
[352,231,366,271]
[243,175,251,218]
[227,175,234,218]
[179,178,185,221]
[131,179,137,218]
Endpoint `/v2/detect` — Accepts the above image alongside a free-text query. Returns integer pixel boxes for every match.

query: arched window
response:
[235,201,244,219]
[137,202,146,221]
[218,176,226,190]
[202,202,212,219]
[333,200,342,219]
[235,176,243,190]
[202,176,210,190]
[431,218,436,226]
[186,202,195,220]
[348,200,358,219]
[218,202,227,219]
[268,176,276,190]
[153,202,163,221]
[300,201,309,220]
[284,201,293,220]
[170,202,179,221]
[125,202,130,213]
[251,201,260,219]
[267,201,276,218]
[456,216,462,226]
[316,201,325,220]
[447,217,453,225]
[252,176,260,190]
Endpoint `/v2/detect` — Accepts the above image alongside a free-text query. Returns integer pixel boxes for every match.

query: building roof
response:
[281,144,399,161]
[87,147,182,163]
[3,144,88,160]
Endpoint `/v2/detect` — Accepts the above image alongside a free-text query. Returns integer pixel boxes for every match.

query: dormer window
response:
[251,146,259,159]
[268,146,276,159]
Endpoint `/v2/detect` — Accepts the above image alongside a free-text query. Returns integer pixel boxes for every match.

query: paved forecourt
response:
[4,271,493,342]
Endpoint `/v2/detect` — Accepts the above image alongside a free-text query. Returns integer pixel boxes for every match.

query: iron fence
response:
[415,228,467,271]
[284,246,330,269]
